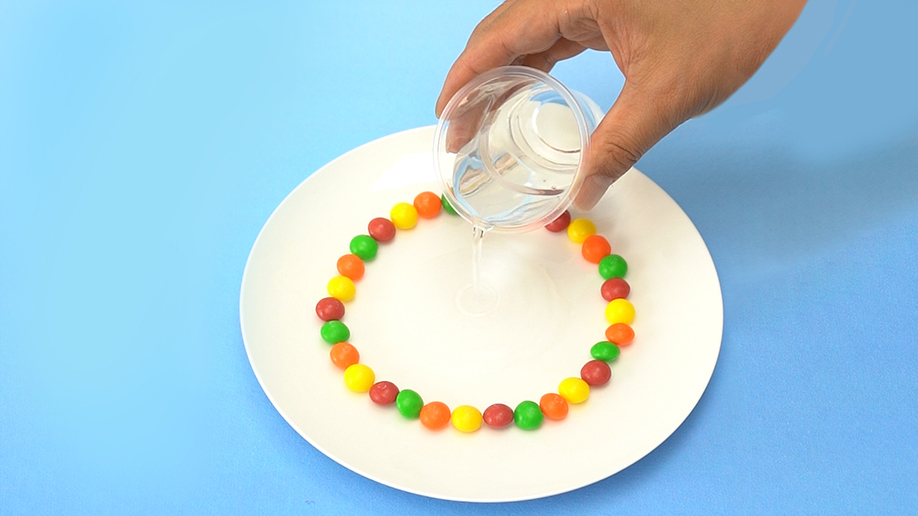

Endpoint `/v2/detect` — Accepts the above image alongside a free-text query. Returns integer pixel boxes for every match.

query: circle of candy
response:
[314,192,635,432]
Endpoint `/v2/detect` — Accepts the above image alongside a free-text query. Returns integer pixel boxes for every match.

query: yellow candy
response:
[327,275,356,302]
[558,377,590,404]
[390,202,419,230]
[605,298,635,325]
[567,218,596,244]
[450,405,483,433]
[344,363,375,392]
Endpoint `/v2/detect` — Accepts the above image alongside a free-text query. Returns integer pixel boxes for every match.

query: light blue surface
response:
[2,0,916,513]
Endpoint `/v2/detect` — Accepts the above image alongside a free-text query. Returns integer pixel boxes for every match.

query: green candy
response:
[591,341,621,362]
[349,235,378,261]
[441,194,458,215]
[598,254,627,280]
[513,400,543,430]
[395,389,423,419]
[320,320,350,344]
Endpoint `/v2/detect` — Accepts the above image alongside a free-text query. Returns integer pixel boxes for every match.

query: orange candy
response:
[605,323,635,346]
[539,393,569,420]
[329,342,359,369]
[581,235,612,264]
[336,254,365,281]
[413,191,442,219]
[419,401,451,430]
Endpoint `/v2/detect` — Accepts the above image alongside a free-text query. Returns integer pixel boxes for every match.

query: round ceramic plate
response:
[240,126,723,502]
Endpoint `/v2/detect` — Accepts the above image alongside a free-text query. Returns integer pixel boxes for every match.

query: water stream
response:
[456,225,498,316]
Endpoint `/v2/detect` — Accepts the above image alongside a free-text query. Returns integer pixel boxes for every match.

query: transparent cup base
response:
[435,66,603,233]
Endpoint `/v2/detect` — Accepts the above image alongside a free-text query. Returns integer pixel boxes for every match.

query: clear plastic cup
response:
[434,66,604,232]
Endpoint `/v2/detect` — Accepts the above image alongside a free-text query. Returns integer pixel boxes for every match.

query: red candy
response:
[581,360,612,386]
[482,403,514,428]
[368,217,396,243]
[545,211,571,232]
[369,381,399,405]
[601,277,631,301]
[315,297,345,321]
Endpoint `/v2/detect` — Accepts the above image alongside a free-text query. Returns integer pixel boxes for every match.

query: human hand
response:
[436,0,807,210]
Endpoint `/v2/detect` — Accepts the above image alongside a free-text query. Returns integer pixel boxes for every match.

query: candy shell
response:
[343,364,375,392]
[601,277,630,301]
[320,320,350,344]
[441,194,458,215]
[605,298,635,325]
[420,401,451,430]
[336,254,365,281]
[390,203,419,230]
[567,218,596,244]
[369,381,399,405]
[413,191,442,219]
[329,342,359,369]
[368,217,396,242]
[315,297,345,321]
[581,235,611,264]
[545,211,571,232]
[558,377,590,404]
[591,341,621,362]
[513,401,543,430]
[598,254,627,279]
[349,235,378,261]
[539,393,569,420]
[327,276,356,302]
[451,405,483,433]
[482,403,514,429]
[395,389,423,419]
[580,360,612,386]
[605,323,635,346]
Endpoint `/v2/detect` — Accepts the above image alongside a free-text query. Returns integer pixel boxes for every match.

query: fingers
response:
[470,0,517,38]
[443,93,489,153]
[573,82,683,211]
[436,1,575,116]
[520,38,589,73]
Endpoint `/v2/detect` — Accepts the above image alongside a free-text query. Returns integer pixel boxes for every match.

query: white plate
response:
[240,126,723,502]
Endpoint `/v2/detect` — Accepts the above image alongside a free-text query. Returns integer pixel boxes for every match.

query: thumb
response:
[573,83,678,211]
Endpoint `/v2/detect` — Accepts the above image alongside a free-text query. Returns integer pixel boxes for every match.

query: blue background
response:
[2,0,916,513]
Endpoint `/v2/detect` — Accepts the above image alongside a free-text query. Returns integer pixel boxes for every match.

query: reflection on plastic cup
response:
[434,66,604,233]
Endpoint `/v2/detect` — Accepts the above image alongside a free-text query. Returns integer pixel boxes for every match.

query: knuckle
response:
[594,128,644,175]
[492,30,518,61]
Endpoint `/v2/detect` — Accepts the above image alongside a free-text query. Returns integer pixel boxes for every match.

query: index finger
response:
[435,1,570,116]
